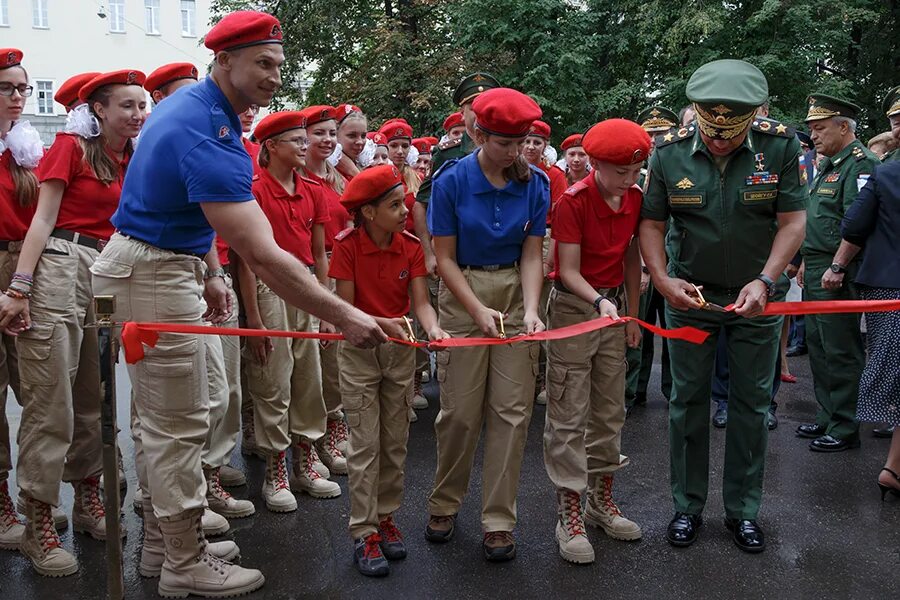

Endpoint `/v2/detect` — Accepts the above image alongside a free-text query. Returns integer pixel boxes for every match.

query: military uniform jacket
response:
[802,139,880,257]
[642,120,805,289]
[415,132,476,206]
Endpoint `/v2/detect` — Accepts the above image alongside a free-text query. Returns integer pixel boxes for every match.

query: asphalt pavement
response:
[1,340,899,599]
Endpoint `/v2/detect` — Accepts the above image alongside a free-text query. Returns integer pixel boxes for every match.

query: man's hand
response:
[523,310,545,335]
[0,295,30,333]
[656,277,703,311]
[785,263,799,279]
[337,308,387,349]
[733,279,768,317]
[640,270,651,294]
[821,269,844,291]
[425,253,438,279]
[625,321,641,348]
[473,306,505,338]
[203,277,232,324]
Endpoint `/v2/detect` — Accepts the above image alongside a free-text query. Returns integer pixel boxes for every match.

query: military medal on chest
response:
[824,172,840,183]
[745,152,779,186]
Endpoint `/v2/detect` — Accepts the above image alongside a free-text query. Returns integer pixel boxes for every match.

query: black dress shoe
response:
[724,518,765,553]
[795,423,826,439]
[666,512,702,547]
[786,345,807,357]
[712,406,728,429]
[873,425,896,439]
[767,411,778,431]
[809,434,861,453]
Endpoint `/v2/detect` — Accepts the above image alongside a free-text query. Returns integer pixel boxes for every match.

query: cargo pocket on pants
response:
[435,351,454,411]
[16,322,57,386]
[546,363,568,405]
[138,338,202,413]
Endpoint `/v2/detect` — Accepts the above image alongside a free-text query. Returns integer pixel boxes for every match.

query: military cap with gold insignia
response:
[452,72,501,106]
[804,93,860,122]
[882,86,900,119]
[686,59,768,140]
[637,106,678,133]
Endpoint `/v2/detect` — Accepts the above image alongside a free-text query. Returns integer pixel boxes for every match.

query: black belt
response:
[459,262,518,272]
[0,241,12,251]
[51,228,108,252]
[554,279,624,298]
[117,231,207,259]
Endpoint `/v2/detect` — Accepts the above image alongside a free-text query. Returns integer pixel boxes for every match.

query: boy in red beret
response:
[330,165,446,577]
[411,137,433,179]
[144,62,199,105]
[543,119,650,565]
[442,111,466,143]
[561,133,588,185]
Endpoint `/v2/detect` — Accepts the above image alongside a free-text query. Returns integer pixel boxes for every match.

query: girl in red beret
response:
[0,47,40,553]
[561,133,589,185]
[335,104,367,181]
[330,165,446,577]
[377,120,421,232]
[543,118,649,565]
[297,105,353,476]
[0,69,146,577]
[236,111,341,510]
[368,133,390,167]
[425,88,549,562]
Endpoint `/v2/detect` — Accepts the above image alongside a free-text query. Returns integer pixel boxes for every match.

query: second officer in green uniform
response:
[640,59,806,553]
[796,94,880,451]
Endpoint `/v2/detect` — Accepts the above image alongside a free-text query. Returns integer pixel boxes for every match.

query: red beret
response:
[299,105,337,128]
[411,138,432,154]
[335,103,362,123]
[254,111,306,142]
[79,70,147,103]
[561,134,583,151]
[145,62,199,92]
[204,11,283,53]
[0,48,23,70]
[472,88,542,137]
[582,119,651,165]
[56,72,101,110]
[340,165,404,212]
[379,120,413,141]
[423,136,439,147]
[371,132,388,147]
[529,120,551,139]
[442,112,464,132]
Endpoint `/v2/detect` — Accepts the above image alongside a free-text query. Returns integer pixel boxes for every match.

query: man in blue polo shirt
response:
[91,11,384,598]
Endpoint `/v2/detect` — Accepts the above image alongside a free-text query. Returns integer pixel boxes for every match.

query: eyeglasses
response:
[279,136,309,148]
[0,83,34,98]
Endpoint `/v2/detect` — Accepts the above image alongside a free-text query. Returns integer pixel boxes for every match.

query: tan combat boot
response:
[202,507,230,537]
[20,497,78,577]
[316,428,348,476]
[411,371,428,409]
[584,474,642,541]
[17,496,67,530]
[326,417,350,456]
[555,489,595,564]
[0,480,25,551]
[217,465,247,488]
[262,451,297,513]
[157,509,264,598]
[72,476,124,541]
[139,499,239,578]
[290,437,341,499]
[204,467,255,519]
[240,414,262,459]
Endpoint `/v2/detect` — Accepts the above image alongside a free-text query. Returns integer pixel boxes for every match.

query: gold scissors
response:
[401,316,417,342]
[498,312,507,339]
[688,284,727,312]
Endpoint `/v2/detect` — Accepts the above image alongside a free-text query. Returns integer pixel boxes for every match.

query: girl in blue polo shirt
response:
[425,87,549,562]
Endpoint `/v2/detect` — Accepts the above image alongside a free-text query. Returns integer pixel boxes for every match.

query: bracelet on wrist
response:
[203,267,226,281]
[4,288,31,300]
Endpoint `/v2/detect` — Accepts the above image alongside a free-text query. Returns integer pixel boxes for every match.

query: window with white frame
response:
[181,0,196,37]
[145,0,160,34]
[1,0,9,27]
[109,0,125,33]
[32,0,48,28]
[36,80,54,115]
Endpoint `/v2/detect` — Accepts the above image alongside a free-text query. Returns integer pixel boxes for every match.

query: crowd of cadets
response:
[0,8,899,597]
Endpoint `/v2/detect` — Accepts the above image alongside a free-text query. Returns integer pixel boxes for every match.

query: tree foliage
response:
[210,0,899,142]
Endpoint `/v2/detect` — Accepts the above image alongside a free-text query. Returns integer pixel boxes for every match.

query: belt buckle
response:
[688,283,726,312]
[483,264,500,272]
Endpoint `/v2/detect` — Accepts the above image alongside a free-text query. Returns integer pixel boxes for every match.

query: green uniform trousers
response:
[665,288,782,520]
[802,252,863,440]
[625,282,672,402]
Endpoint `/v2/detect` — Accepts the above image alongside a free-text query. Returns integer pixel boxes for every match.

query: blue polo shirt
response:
[111,77,254,255]
[427,150,549,265]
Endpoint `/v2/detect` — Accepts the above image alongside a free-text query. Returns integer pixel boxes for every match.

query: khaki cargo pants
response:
[0,248,23,483]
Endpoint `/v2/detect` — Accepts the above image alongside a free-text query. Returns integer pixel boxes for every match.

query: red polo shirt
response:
[0,150,37,240]
[252,168,330,266]
[551,173,641,288]
[539,163,569,225]
[242,137,261,176]
[304,170,351,252]
[329,227,426,318]
[39,133,127,240]
[404,189,417,233]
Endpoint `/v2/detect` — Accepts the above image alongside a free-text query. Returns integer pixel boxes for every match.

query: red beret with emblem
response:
[340,164,404,212]
[79,70,147,103]
[56,72,101,111]
[411,138,433,154]
[529,120,551,139]
[145,62,199,93]
[254,111,307,142]
[442,112,464,132]
[582,119,651,165]
[204,11,283,53]
[0,48,23,70]
[378,119,413,141]
[299,105,337,128]
[472,88,542,137]
[371,132,388,147]
[335,103,363,123]
[423,136,439,147]
[561,134,583,151]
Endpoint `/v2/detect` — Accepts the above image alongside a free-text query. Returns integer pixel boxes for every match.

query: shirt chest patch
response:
[218,125,230,139]
[824,172,840,183]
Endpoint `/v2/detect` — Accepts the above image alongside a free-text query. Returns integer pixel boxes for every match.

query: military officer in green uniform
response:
[796,94,880,451]
[881,86,900,163]
[413,72,500,276]
[640,59,806,553]
[625,106,678,412]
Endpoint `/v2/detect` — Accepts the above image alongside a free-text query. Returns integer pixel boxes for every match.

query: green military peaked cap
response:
[686,59,768,140]
[452,72,501,107]
[882,86,900,118]
[637,106,678,132]
[805,94,861,122]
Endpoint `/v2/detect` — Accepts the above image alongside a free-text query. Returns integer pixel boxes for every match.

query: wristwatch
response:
[754,274,776,297]
[593,295,613,314]
[203,267,227,281]
[829,263,847,274]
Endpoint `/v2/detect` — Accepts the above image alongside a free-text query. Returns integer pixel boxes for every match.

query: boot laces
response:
[484,531,514,547]
[33,500,62,551]
[600,475,622,516]
[0,483,21,527]
[362,533,384,559]
[208,469,234,501]
[271,452,290,491]
[336,420,349,445]
[81,476,106,519]
[300,439,322,480]
[413,377,424,398]
[379,516,403,543]
[199,550,231,574]
[560,490,585,536]
[325,422,345,457]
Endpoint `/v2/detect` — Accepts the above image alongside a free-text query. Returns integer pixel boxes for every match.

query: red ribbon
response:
[119,299,900,364]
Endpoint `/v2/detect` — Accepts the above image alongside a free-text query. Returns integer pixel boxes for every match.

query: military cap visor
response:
[687,59,768,140]
[882,86,900,119]
[452,72,501,106]
[805,93,861,122]
[638,106,678,132]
